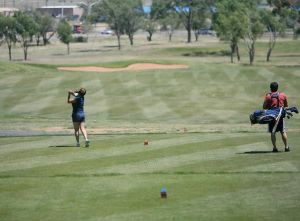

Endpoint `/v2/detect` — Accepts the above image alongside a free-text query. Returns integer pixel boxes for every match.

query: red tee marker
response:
[144,140,149,145]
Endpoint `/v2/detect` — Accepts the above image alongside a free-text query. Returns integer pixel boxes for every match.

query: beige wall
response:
[0,7,18,16]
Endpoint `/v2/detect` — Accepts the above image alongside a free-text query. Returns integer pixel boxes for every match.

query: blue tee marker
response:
[160,187,167,198]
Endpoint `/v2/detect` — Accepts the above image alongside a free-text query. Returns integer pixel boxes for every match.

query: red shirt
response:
[263,91,288,109]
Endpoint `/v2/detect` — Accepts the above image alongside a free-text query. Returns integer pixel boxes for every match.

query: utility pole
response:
[61,0,66,18]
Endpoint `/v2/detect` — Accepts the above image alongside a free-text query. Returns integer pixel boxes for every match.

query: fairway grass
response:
[0,58,299,133]
[1,132,300,221]
[1,35,300,220]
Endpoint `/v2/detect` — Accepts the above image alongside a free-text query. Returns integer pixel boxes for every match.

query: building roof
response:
[39,6,79,9]
[0,7,19,12]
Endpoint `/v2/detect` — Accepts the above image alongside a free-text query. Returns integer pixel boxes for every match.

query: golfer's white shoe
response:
[76,142,80,147]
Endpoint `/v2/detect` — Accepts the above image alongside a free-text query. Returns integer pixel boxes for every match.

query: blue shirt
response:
[72,95,84,114]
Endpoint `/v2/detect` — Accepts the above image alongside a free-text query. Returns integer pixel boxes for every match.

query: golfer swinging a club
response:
[68,88,89,147]
[263,82,289,152]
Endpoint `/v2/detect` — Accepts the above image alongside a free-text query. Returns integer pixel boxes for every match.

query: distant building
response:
[257,3,274,11]
[143,0,152,6]
[0,7,18,16]
[37,5,83,19]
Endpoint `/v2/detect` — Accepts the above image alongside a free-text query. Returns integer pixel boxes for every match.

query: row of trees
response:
[1,0,300,64]
[89,0,210,49]
[0,11,56,60]
[90,0,299,65]
[213,0,300,64]
[90,0,144,50]
[0,10,76,60]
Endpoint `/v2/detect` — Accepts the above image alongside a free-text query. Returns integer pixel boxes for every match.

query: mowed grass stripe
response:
[98,177,300,221]
[0,132,243,160]
[99,70,189,120]
[0,133,261,176]
[242,161,299,172]
[0,75,24,88]
[2,61,299,128]
[50,140,262,177]
[11,95,56,114]
[84,78,109,118]
[0,136,76,154]
[4,72,64,116]
[0,133,241,172]
[82,142,265,175]
[172,152,300,174]
[101,76,145,120]
[2,173,297,221]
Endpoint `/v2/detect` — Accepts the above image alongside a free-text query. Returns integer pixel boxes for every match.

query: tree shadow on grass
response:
[51,53,65,56]
[182,50,230,57]
[77,48,113,53]
[103,45,119,48]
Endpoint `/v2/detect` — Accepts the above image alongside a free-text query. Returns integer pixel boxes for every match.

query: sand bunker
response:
[58,63,188,73]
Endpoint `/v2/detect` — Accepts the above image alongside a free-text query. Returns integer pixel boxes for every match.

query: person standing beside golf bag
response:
[68,88,89,147]
[263,82,289,152]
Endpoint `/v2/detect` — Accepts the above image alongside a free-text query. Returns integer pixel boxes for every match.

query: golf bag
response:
[249,106,298,125]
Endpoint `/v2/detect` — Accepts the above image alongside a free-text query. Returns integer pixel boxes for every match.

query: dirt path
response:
[58,63,189,73]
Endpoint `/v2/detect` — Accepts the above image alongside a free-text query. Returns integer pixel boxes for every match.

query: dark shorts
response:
[72,112,85,123]
[268,118,286,133]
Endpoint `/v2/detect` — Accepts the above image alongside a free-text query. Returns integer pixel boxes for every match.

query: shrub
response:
[72,36,88,43]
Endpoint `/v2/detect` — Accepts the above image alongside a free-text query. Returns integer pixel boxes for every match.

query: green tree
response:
[91,0,125,50]
[267,0,299,13]
[33,11,56,46]
[215,0,264,65]
[152,0,209,43]
[92,0,143,47]
[57,19,73,55]
[150,1,180,42]
[14,11,39,61]
[243,4,264,65]
[0,15,17,60]
[144,18,157,41]
[122,0,144,45]
[192,11,208,41]
[159,12,181,42]
[295,27,300,39]
[213,0,247,63]
[267,0,299,38]
[0,17,2,44]
[260,10,285,61]
[0,17,4,55]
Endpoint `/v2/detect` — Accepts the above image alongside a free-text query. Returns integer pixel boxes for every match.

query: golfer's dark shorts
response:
[72,112,85,123]
[268,118,286,133]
